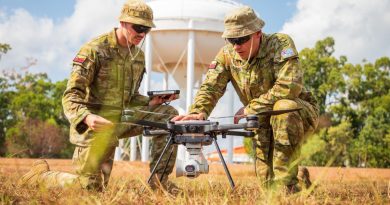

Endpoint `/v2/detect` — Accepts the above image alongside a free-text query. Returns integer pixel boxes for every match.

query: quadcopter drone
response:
[71,91,301,189]
[120,108,301,189]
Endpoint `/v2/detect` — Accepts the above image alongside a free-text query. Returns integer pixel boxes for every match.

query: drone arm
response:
[143,129,170,136]
[215,123,248,131]
[225,131,255,137]
[120,116,169,130]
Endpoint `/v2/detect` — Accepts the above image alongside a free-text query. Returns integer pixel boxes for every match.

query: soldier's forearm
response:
[129,94,150,107]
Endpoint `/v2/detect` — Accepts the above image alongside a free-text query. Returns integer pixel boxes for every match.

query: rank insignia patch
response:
[208,61,217,69]
[73,56,86,64]
[281,48,295,59]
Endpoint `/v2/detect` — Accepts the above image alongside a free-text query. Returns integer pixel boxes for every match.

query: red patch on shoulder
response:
[208,62,217,69]
[73,57,86,64]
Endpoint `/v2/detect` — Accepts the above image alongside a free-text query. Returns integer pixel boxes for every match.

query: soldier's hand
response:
[171,113,206,121]
[149,94,179,106]
[234,107,246,124]
[83,114,114,132]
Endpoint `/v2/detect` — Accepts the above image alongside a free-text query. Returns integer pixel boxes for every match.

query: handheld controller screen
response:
[147,90,180,99]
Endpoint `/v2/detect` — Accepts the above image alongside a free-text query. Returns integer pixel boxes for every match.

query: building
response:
[206,146,253,164]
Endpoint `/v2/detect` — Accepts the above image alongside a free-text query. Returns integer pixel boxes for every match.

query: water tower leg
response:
[114,139,124,161]
[142,34,153,162]
[163,72,168,89]
[130,136,137,161]
[177,23,196,161]
[227,84,234,163]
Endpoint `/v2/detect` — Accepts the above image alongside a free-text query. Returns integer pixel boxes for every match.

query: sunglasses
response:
[226,35,251,45]
[132,24,151,34]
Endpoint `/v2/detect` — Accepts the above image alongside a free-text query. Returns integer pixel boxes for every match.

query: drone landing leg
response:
[213,136,235,189]
[159,146,175,182]
[147,133,175,185]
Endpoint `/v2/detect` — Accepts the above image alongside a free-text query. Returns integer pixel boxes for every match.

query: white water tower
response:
[117,0,243,163]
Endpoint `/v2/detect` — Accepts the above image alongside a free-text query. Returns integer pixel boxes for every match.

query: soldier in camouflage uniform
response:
[172,6,319,192]
[19,0,178,192]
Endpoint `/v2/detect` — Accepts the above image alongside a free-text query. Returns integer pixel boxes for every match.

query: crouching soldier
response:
[19,0,179,193]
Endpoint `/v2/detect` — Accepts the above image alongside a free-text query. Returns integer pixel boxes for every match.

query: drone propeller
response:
[70,100,122,110]
[209,108,302,119]
[225,130,254,137]
[132,119,169,130]
[70,100,174,117]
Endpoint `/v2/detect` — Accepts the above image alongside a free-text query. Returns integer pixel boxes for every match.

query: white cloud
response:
[281,0,390,63]
[0,0,125,81]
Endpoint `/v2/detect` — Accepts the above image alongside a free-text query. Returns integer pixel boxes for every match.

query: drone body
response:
[127,116,260,183]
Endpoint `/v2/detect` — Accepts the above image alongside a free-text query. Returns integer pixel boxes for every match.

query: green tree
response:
[0,43,12,155]
[302,39,390,167]
[0,77,13,155]
[350,108,390,167]
[6,118,67,158]
[299,37,346,114]
[0,43,11,60]
[4,71,73,158]
[331,58,389,167]
[303,120,353,167]
[0,43,72,158]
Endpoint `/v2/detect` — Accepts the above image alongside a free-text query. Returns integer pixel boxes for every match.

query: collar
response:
[109,28,139,59]
[108,28,120,49]
[255,33,268,59]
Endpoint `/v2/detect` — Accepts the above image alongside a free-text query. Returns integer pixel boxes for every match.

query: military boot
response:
[149,174,181,195]
[298,167,312,189]
[18,160,50,186]
[286,184,302,194]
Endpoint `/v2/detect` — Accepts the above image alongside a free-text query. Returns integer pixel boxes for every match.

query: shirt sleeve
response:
[244,34,303,115]
[62,47,96,133]
[189,49,231,118]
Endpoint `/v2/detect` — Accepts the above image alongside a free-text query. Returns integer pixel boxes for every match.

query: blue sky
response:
[0,0,297,32]
[242,0,297,33]
[0,0,76,21]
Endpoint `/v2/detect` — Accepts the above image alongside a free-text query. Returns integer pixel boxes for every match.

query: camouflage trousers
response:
[253,99,318,188]
[36,104,178,190]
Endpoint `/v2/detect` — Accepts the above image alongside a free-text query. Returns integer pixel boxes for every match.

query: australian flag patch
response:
[281,48,295,59]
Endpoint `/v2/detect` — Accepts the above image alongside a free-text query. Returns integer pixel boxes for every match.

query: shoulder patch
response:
[73,56,86,64]
[281,48,295,59]
[208,60,217,69]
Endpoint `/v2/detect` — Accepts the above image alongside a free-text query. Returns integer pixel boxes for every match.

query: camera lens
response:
[185,165,195,172]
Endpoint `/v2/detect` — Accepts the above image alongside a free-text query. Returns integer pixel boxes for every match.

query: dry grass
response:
[1,158,389,205]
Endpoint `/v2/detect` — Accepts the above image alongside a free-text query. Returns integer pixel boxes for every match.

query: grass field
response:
[1,158,389,204]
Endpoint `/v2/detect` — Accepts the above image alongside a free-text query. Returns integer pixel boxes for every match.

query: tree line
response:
[1,38,389,167]
[0,43,73,158]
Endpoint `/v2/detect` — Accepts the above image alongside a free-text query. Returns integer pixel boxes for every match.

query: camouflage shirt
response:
[189,33,315,119]
[62,28,149,146]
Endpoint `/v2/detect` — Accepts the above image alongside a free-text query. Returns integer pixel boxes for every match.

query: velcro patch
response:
[208,61,217,69]
[73,56,86,64]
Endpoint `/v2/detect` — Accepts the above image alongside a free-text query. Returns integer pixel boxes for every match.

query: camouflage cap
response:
[119,0,155,28]
[222,6,265,38]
